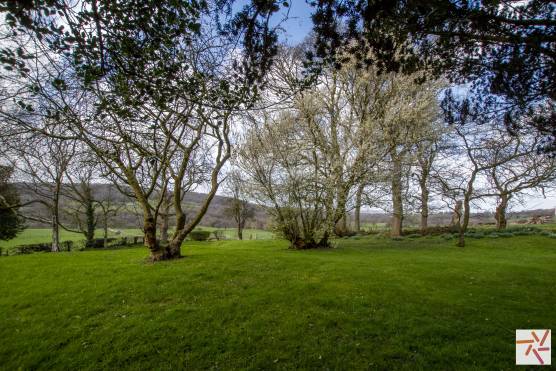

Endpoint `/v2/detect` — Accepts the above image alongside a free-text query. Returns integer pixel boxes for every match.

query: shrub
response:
[6,243,51,255]
[335,228,356,237]
[212,230,226,240]
[404,225,460,236]
[60,241,74,251]
[189,230,211,241]
[74,240,87,251]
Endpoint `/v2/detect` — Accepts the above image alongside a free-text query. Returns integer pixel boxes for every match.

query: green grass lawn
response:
[0,228,144,248]
[195,226,275,240]
[1,235,555,370]
[0,227,274,249]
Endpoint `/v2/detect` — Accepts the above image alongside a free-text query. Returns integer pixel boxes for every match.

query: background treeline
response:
[14,181,555,230]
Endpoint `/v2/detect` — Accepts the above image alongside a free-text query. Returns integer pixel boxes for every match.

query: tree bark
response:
[341,213,348,232]
[451,200,463,227]
[160,215,169,244]
[237,224,243,240]
[85,195,95,247]
[51,187,61,252]
[103,212,109,249]
[354,183,363,233]
[495,194,509,230]
[144,217,162,261]
[51,212,60,252]
[391,156,403,237]
[458,196,471,247]
[159,192,172,244]
[419,178,429,235]
[148,217,182,261]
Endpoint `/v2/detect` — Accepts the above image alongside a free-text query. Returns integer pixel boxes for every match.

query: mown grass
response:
[0,227,274,249]
[0,235,555,370]
[0,228,144,248]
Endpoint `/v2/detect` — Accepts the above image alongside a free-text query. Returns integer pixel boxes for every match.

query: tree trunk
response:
[85,196,95,247]
[160,217,169,244]
[237,223,243,240]
[391,156,403,237]
[341,213,348,232]
[160,212,169,244]
[147,216,182,261]
[144,217,161,260]
[51,187,61,252]
[495,194,509,230]
[457,196,471,248]
[354,183,363,233]
[103,213,109,249]
[51,212,60,252]
[160,193,171,244]
[419,179,429,235]
[451,200,463,227]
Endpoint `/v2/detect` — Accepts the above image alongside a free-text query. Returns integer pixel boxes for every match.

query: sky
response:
[232,0,314,45]
[273,1,314,45]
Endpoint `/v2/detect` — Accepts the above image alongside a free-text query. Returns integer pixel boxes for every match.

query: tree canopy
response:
[309,0,555,150]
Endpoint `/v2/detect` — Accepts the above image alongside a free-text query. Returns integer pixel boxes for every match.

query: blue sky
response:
[232,0,313,45]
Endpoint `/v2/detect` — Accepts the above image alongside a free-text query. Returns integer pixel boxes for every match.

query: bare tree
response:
[481,129,556,229]
[239,114,331,248]
[224,171,255,240]
[96,185,125,248]
[6,134,75,252]
[63,155,101,247]
[413,137,444,234]
[434,124,510,247]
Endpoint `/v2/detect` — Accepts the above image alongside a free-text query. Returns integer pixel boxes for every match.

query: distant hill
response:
[13,183,268,230]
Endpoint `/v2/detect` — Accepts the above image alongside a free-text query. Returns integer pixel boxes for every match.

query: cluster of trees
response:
[0,0,554,258]
[236,47,556,248]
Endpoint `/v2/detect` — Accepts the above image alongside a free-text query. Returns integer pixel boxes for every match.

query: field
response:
[1,234,555,370]
[0,227,274,248]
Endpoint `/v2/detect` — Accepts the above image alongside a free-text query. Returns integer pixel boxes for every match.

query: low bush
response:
[189,230,211,241]
[5,243,51,255]
[212,230,226,240]
[74,240,87,251]
[404,225,460,236]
